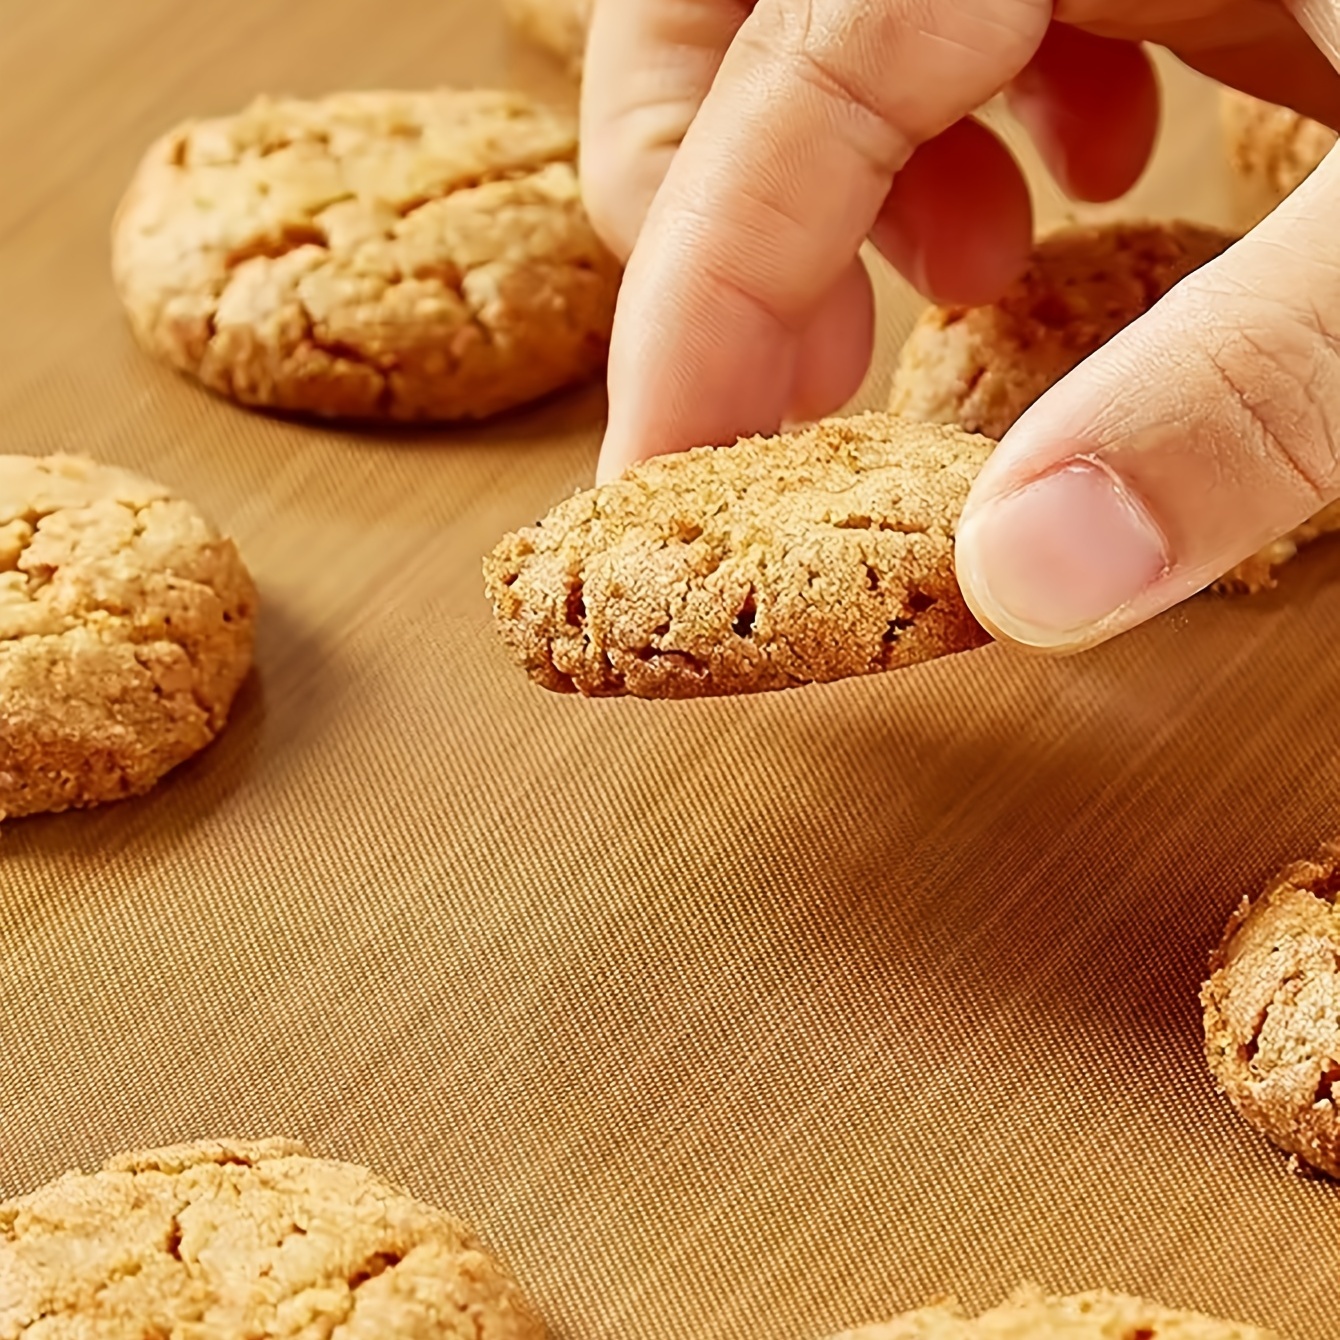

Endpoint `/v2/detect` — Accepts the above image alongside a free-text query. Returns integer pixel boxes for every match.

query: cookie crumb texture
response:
[1221,89,1335,228]
[1202,847,1340,1179]
[112,90,620,421]
[0,455,255,821]
[0,1139,545,1340]
[830,1285,1275,1338]
[485,412,992,699]
[503,0,591,74]
[890,219,1340,594]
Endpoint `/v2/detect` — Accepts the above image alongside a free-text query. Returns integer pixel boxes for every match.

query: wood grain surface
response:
[0,3,1335,1338]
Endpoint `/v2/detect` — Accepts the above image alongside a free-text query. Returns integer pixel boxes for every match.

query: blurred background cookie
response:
[1221,90,1336,229]
[503,0,591,76]
[830,1285,1276,1338]
[112,90,620,422]
[0,1138,545,1338]
[486,413,991,699]
[1202,847,1340,1179]
[889,219,1340,594]
[889,220,1233,443]
[0,454,255,821]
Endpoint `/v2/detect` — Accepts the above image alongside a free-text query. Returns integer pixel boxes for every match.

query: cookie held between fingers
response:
[502,0,591,74]
[485,413,992,699]
[1202,847,1340,1179]
[0,455,255,821]
[0,1139,545,1340]
[890,219,1340,594]
[830,1285,1276,1338]
[1221,89,1336,229]
[112,90,620,421]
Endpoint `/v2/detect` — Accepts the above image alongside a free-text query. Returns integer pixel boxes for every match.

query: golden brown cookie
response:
[503,0,591,74]
[830,1286,1275,1338]
[0,1138,544,1339]
[889,219,1340,594]
[485,412,992,699]
[889,221,1234,443]
[1202,846,1340,1178]
[0,454,255,820]
[112,90,620,421]
[1221,89,1335,229]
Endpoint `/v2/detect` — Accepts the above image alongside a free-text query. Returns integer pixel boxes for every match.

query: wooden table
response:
[2,3,1336,1336]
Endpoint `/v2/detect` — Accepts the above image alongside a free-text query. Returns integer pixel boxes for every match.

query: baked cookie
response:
[0,1138,544,1339]
[889,221,1234,443]
[503,0,591,75]
[0,454,255,820]
[889,219,1340,594]
[485,412,992,699]
[1202,846,1340,1178]
[112,90,620,421]
[830,1285,1275,1338]
[1221,89,1335,229]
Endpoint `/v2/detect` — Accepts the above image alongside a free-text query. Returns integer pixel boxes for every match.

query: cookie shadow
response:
[202,375,609,453]
[0,595,327,881]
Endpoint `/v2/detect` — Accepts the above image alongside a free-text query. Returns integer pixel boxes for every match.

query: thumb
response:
[955,143,1340,651]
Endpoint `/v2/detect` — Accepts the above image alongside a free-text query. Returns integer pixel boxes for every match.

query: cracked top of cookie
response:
[111,89,619,420]
[889,220,1235,442]
[0,1138,543,1339]
[0,454,254,714]
[485,412,992,700]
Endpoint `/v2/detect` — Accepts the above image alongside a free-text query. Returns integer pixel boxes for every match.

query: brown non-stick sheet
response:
[0,4,1335,1338]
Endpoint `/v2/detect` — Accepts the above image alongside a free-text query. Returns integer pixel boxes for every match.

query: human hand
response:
[581,0,1340,651]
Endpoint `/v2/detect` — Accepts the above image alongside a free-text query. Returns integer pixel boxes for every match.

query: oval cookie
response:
[1202,847,1340,1178]
[0,454,255,820]
[485,412,992,699]
[112,89,620,421]
[831,1285,1275,1339]
[0,1138,545,1339]
[888,219,1340,593]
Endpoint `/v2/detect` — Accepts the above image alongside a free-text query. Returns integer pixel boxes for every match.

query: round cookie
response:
[889,219,1340,593]
[831,1286,1275,1339]
[485,411,992,699]
[0,454,255,820]
[889,220,1234,443]
[0,1138,545,1339]
[1221,89,1335,229]
[1202,847,1340,1178]
[112,89,621,422]
[503,0,591,75]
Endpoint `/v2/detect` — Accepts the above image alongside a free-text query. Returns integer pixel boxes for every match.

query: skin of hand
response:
[581,0,1340,653]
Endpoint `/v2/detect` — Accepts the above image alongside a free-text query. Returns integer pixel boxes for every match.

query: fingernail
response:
[956,457,1170,649]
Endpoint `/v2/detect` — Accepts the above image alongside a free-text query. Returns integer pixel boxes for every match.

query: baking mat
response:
[0,3,1335,1337]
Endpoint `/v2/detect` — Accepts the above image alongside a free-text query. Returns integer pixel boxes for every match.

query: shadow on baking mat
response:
[0,591,334,869]
[195,375,610,451]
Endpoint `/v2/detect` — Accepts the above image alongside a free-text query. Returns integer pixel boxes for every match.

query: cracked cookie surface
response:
[0,454,255,820]
[112,89,620,421]
[830,1285,1274,1338]
[1221,90,1335,229]
[0,1138,545,1340]
[888,219,1340,593]
[503,0,591,74]
[1202,847,1340,1179]
[485,412,992,699]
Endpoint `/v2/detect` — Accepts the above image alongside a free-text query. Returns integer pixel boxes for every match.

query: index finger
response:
[596,0,1050,482]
